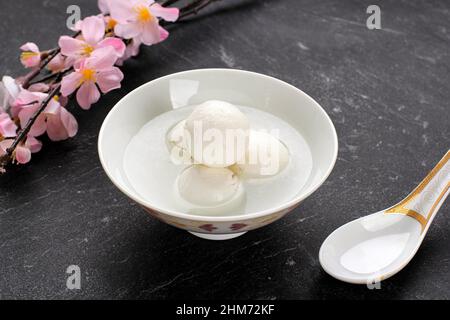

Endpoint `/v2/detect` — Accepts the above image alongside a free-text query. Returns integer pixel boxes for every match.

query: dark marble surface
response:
[0,0,449,300]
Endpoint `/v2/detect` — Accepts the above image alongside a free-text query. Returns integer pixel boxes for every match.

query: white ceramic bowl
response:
[98,69,338,240]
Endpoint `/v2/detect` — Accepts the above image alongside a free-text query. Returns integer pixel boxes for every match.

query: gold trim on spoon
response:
[385,151,450,232]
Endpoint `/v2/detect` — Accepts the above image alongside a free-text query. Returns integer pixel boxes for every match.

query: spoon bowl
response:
[320,211,424,284]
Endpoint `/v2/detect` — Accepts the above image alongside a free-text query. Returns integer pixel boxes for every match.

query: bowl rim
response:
[98,68,338,222]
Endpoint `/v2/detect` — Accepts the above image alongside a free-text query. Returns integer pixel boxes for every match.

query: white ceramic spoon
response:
[319,151,450,284]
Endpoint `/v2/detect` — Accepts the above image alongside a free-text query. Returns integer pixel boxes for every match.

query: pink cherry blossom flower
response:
[59,16,126,63]
[13,89,48,136]
[0,135,42,164]
[44,97,78,141]
[73,15,118,37]
[0,112,17,138]
[98,0,111,14]
[28,82,50,93]
[18,102,46,137]
[58,95,69,108]
[116,38,141,66]
[109,0,179,46]
[0,76,21,112]
[20,42,42,68]
[61,47,124,109]
[47,53,71,73]
[13,89,78,141]
[105,16,119,34]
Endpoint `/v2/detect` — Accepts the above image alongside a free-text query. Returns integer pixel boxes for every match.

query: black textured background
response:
[0,0,449,299]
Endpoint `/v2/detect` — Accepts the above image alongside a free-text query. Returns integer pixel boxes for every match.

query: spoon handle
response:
[385,150,450,232]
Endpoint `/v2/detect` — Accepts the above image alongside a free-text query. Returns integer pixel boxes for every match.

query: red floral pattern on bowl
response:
[230,223,248,231]
[199,224,218,232]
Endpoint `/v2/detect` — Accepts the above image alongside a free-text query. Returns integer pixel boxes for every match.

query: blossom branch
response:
[22,31,81,89]
[160,0,182,6]
[21,50,61,89]
[7,85,61,154]
[0,0,222,171]
[179,0,218,19]
[28,71,63,86]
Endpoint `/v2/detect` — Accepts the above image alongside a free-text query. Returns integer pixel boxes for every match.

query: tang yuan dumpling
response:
[237,130,289,178]
[177,165,241,207]
[184,100,250,168]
